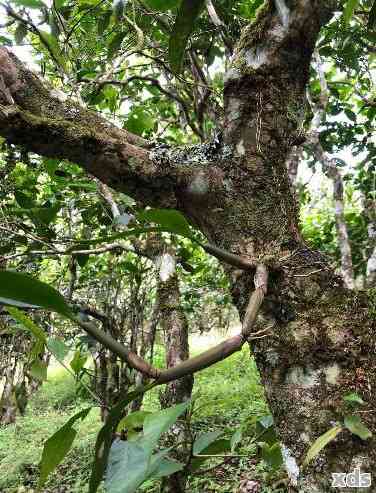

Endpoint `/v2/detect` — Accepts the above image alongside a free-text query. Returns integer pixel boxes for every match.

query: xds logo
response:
[332,467,371,488]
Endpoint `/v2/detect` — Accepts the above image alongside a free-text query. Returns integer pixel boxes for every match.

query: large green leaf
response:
[89,387,152,493]
[261,442,283,470]
[0,271,72,318]
[149,455,184,479]
[48,338,70,361]
[70,350,88,375]
[116,410,151,435]
[143,401,189,448]
[193,430,223,455]
[123,107,154,136]
[31,204,61,225]
[190,438,230,471]
[39,30,66,70]
[29,359,48,381]
[38,407,92,487]
[302,426,343,467]
[343,0,360,24]
[137,209,193,238]
[344,415,372,440]
[105,403,188,493]
[169,0,206,73]
[343,392,365,406]
[105,440,150,493]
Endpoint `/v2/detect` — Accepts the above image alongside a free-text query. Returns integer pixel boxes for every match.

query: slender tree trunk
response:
[364,196,376,287]
[306,52,355,289]
[157,250,193,493]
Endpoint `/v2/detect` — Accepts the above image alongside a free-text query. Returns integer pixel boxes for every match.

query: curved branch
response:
[74,265,267,385]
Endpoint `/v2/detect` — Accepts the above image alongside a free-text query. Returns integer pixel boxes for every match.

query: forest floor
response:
[0,334,287,493]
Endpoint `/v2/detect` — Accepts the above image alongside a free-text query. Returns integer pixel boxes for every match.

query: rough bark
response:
[156,249,193,493]
[1,2,376,491]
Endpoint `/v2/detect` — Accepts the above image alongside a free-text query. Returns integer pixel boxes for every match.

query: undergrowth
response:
[0,347,285,493]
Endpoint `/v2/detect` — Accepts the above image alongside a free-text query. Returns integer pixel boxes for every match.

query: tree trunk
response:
[156,248,193,493]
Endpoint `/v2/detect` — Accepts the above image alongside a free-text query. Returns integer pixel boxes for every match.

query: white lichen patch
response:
[285,366,319,387]
[245,47,268,70]
[223,67,241,83]
[236,139,246,156]
[323,364,340,385]
[158,253,175,282]
[50,88,68,102]
[187,172,209,196]
[300,432,311,443]
[275,0,290,28]
[281,444,300,486]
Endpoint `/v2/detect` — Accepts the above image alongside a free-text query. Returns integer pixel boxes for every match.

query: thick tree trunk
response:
[175,3,375,490]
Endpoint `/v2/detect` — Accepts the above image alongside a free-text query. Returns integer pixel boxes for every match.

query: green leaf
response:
[29,359,48,381]
[303,426,343,467]
[14,0,45,8]
[138,209,193,238]
[0,271,73,318]
[190,438,230,471]
[39,408,91,487]
[144,0,179,11]
[169,0,205,73]
[48,337,70,361]
[343,392,365,406]
[31,204,61,225]
[70,350,87,374]
[368,0,376,29]
[143,401,189,448]
[39,30,66,69]
[123,107,154,136]
[230,428,242,452]
[193,430,222,455]
[149,457,184,479]
[344,415,372,440]
[343,0,360,24]
[261,442,283,470]
[255,414,277,445]
[98,10,112,34]
[7,306,47,344]
[105,440,183,491]
[89,387,152,493]
[15,191,34,208]
[116,410,151,434]
[108,31,127,59]
[105,440,150,493]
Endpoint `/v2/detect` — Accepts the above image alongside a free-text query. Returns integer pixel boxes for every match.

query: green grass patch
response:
[0,347,281,492]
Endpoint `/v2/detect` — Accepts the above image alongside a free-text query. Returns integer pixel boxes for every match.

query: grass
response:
[0,347,285,493]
